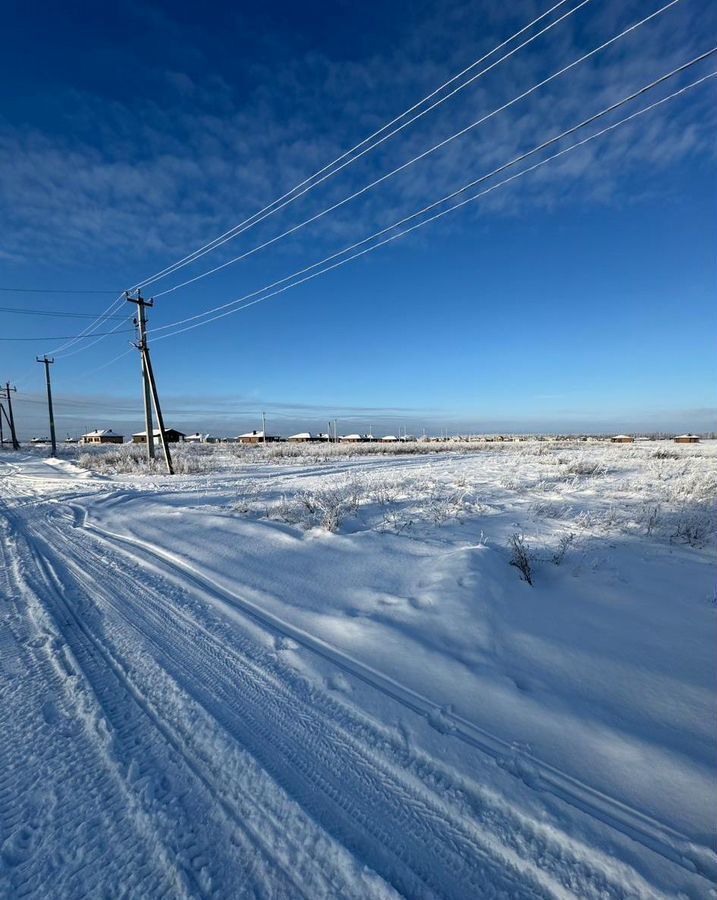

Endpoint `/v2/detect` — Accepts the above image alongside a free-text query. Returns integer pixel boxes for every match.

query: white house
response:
[237,430,280,444]
[81,429,124,445]
[132,428,185,444]
[185,432,217,443]
[287,432,314,442]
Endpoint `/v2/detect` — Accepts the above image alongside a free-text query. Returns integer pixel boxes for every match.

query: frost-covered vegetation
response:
[225,441,717,556]
[63,439,717,552]
[4,442,715,896]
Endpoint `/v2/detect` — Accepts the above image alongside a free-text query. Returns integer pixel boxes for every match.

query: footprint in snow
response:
[274,636,299,652]
[0,788,56,867]
[326,673,351,693]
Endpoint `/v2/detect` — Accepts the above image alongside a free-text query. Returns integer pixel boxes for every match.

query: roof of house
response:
[675,434,699,439]
[381,435,398,441]
[237,430,279,439]
[83,429,122,438]
[341,433,362,439]
[612,434,633,439]
[132,428,185,437]
[288,432,312,439]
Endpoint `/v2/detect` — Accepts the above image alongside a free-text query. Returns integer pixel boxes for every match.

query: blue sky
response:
[1,0,715,438]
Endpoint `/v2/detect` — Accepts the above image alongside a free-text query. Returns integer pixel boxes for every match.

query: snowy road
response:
[0,450,714,898]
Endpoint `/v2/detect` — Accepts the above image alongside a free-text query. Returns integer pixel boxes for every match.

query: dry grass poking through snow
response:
[67,439,717,559]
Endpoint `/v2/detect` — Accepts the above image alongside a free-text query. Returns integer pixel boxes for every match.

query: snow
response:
[1,440,715,897]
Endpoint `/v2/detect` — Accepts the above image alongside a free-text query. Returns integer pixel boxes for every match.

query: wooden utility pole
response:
[2,384,19,449]
[126,290,155,462]
[36,356,57,457]
[0,403,5,446]
[126,292,173,475]
[142,344,174,475]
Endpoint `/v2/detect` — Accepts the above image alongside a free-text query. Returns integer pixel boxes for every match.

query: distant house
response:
[30,437,48,445]
[132,428,185,444]
[185,432,219,443]
[287,432,315,443]
[237,430,280,444]
[381,435,398,442]
[340,433,363,443]
[82,429,123,445]
[611,434,634,443]
[674,434,700,444]
[63,436,78,444]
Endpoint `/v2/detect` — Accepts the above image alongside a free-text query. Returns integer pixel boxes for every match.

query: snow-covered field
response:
[1,440,715,898]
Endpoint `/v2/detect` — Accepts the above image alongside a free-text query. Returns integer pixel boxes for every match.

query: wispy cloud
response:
[1,0,714,281]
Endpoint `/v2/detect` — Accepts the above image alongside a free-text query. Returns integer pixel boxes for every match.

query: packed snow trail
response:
[0,452,713,898]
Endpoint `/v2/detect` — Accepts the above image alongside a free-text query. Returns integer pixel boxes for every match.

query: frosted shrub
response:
[268,478,363,532]
[643,505,660,536]
[552,533,575,565]
[76,443,211,475]
[652,449,679,460]
[670,514,712,548]
[564,460,608,477]
[233,479,262,514]
[508,533,533,586]
[299,480,362,532]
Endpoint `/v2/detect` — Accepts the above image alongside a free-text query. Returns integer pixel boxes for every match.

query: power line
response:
[154,0,683,300]
[131,0,594,292]
[46,293,127,357]
[0,305,128,319]
[0,329,134,341]
[149,66,714,344]
[0,287,118,294]
[37,5,588,360]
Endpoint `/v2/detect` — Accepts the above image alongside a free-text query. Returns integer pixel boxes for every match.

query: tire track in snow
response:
[0,478,402,899]
[0,516,181,899]
[42,512,549,897]
[68,499,715,884]
[45,501,674,899]
[1,507,359,898]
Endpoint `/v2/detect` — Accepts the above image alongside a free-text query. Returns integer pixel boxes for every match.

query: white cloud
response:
[1,0,714,278]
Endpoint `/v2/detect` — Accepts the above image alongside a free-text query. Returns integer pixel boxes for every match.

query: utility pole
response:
[0,403,4,446]
[36,356,57,457]
[127,290,155,462]
[261,411,266,445]
[2,384,19,450]
[126,291,173,475]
